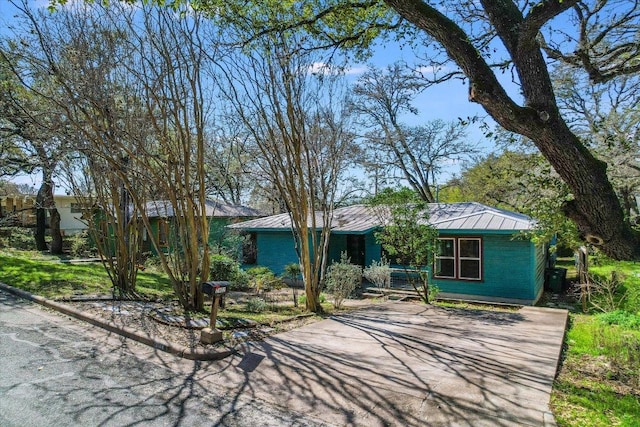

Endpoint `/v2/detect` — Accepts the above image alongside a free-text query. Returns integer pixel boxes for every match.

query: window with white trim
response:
[434,237,482,281]
[434,238,456,278]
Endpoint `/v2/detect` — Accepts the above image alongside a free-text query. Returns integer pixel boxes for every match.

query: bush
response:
[210,254,240,281]
[66,231,95,257]
[363,258,391,289]
[0,227,35,250]
[245,297,267,313]
[283,263,301,282]
[246,266,284,292]
[325,253,362,309]
[298,292,326,306]
[597,310,640,329]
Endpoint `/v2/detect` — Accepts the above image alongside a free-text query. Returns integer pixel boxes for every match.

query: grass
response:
[551,257,640,427]
[0,251,173,299]
[0,250,337,325]
[220,302,333,324]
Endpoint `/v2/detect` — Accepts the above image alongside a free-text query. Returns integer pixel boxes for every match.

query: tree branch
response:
[383,0,532,132]
[521,0,578,44]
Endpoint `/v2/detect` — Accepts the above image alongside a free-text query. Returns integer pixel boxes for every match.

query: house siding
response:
[328,234,347,265]
[432,233,537,301]
[256,232,299,275]
[230,203,547,305]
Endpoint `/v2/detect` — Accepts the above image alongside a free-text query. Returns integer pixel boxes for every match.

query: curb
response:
[0,282,234,361]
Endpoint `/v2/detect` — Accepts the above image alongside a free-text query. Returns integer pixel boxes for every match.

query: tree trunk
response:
[35,181,48,251]
[384,0,640,260]
[34,186,49,251]
[48,207,63,254]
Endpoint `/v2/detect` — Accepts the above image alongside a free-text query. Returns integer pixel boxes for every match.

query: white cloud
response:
[307,62,367,76]
[414,65,446,74]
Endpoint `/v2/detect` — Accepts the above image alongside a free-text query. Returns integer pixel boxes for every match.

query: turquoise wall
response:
[250,229,544,303]
[256,231,299,275]
[328,234,346,264]
[365,233,380,267]
[431,233,539,301]
[255,232,370,274]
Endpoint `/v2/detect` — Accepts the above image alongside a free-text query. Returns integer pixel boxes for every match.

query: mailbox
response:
[201,281,229,297]
[200,281,229,345]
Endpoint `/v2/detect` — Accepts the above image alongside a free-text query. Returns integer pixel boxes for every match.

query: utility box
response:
[545,268,567,292]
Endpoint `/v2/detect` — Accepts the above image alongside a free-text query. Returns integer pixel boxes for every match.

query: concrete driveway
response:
[217,302,567,427]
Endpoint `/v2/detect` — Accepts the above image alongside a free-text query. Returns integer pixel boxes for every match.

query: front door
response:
[346,234,365,267]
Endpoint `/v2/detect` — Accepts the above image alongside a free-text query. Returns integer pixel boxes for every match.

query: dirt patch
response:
[558,353,640,397]
[67,298,321,352]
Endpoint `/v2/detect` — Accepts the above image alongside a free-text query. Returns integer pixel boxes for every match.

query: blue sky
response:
[1,1,520,193]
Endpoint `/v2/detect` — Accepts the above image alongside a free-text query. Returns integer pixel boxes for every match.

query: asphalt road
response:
[0,289,324,427]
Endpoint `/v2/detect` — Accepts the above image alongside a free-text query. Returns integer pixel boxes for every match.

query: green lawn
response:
[0,252,173,299]
[551,258,640,427]
[0,251,334,325]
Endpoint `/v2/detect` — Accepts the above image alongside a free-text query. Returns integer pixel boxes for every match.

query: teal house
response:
[142,199,263,254]
[228,203,549,305]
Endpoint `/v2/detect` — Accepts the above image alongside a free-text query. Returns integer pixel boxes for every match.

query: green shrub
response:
[597,310,640,329]
[363,258,391,288]
[1,227,35,250]
[246,266,284,292]
[429,284,440,303]
[283,263,301,281]
[245,297,267,313]
[210,254,240,281]
[298,292,326,306]
[325,253,362,309]
[66,231,95,258]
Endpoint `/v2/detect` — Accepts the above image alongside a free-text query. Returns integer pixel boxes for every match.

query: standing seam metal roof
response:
[228,202,536,232]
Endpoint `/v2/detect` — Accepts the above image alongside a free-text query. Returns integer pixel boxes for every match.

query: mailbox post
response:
[200,281,229,344]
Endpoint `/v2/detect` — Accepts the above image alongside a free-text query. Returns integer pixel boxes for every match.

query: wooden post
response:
[210,295,220,328]
[200,293,223,344]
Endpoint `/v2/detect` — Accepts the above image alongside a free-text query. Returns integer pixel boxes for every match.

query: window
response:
[434,238,455,278]
[70,203,83,214]
[434,237,482,281]
[458,238,481,280]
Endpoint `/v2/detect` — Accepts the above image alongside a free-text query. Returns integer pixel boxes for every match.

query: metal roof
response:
[145,199,263,218]
[228,202,536,233]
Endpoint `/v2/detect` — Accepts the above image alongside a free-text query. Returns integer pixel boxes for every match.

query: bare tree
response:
[6,1,219,307]
[351,63,477,201]
[147,0,640,259]
[218,33,356,312]
[540,0,640,84]
[203,117,255,205]
[554,64,640,222]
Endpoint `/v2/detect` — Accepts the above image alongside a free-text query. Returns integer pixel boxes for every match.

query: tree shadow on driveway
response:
[209,302,566,426]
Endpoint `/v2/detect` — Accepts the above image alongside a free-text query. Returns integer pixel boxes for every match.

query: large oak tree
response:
[380,0,640,260]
